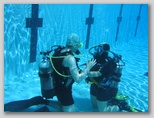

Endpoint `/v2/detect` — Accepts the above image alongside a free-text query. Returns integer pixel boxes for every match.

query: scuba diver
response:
[4,33,96,112]
[86,43,142,112]
[44,33,96,112]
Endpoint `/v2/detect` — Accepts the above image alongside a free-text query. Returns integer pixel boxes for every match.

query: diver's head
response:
[66,33,82,54]
[96,43,110,55]
[102,43,110,51]
[94,43,110,63]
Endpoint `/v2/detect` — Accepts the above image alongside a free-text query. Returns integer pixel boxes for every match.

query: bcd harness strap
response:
[86,77,118,88]
[87,79,98,85]
[87,80,110,88]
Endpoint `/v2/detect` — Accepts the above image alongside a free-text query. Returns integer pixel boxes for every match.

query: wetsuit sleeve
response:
[88,71,102,78]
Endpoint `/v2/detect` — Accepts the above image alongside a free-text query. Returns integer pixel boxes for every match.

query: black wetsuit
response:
[89,55,120,101]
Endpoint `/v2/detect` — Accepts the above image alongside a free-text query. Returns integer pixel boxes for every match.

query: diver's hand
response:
[86,59,96,71]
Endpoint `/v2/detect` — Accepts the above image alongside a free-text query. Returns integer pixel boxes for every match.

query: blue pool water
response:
[4,4,148,112]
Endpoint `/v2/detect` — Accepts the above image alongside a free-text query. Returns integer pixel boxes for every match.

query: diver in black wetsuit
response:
[86,43,122,112]
[86,43,142,112]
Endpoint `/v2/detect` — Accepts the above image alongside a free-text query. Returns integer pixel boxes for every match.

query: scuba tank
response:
[38,50,55,99]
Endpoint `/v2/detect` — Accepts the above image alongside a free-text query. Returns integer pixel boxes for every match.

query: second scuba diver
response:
[86,43,142,112]
[86,43,125,112]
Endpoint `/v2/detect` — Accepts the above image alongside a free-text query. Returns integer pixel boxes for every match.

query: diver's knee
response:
[62,104,76,112]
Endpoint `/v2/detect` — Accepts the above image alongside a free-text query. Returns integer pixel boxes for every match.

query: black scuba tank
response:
[38,50,55,99]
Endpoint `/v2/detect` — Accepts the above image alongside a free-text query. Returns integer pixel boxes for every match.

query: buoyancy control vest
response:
[51,46,81,88]
[87,43,125,89]
[51,46,75,88]
[86,57,122,89]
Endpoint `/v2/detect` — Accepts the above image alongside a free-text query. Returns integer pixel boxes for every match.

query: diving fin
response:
[115,94,129,100]
[4,96,49,112]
